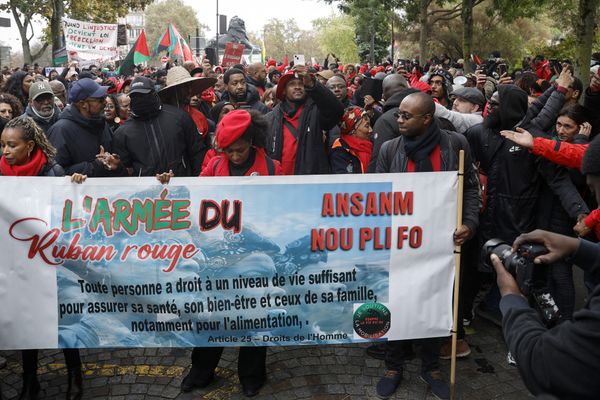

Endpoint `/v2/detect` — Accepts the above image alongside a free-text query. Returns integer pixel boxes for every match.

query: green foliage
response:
[144,0,205,52]
[312,14,359,63]
[260,18,323,61]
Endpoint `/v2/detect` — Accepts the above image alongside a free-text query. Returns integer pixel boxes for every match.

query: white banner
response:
[0,173,457,349]
[62,17,119,67]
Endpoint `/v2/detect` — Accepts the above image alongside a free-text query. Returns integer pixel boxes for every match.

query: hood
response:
[383,88,420,113]
[25,104,61,127]
[58,104,106,134]
[497,84,528,130]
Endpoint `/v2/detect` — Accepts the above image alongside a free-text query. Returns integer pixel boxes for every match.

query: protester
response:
[112,76,206,177]
[266,66,344,175]
[375,92,480,400]
[183,110,279,397]
[1,71,34,109]
[48,78,121,176]
[24,80,61,135]
[0,92,24,123]
[221,68,269,114]
[433,87,484,133]
[104,94,121,132]
[1,116,86,400]
[329,106,373,173]
[325,74,351,106]
[247,62,267,97]
[49,79,67,106]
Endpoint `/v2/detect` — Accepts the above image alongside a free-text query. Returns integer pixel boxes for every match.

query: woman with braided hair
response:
[0,115,86,398]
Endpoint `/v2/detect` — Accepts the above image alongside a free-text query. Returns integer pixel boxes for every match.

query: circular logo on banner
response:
[353,303,391,339]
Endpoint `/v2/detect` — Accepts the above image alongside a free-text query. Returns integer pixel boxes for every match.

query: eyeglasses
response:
[394,111,429,121]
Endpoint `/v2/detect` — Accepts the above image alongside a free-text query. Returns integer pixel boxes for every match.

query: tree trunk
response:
[575,0,599,85]
[10,3,32,65]
[51,0,65,65]
[418,0,430,61]
[461,0,474,73]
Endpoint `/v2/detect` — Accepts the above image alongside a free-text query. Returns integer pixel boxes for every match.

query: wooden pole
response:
[450,150,465,400]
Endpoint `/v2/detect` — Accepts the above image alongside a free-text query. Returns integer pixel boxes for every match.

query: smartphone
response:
[293,54,305,66]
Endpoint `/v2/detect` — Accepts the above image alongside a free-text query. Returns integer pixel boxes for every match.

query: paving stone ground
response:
[0,317,530,400]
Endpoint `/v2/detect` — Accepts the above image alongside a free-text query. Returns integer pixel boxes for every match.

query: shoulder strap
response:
[266,156,275,175]
[213,157,222,175]
[283,118,300,140]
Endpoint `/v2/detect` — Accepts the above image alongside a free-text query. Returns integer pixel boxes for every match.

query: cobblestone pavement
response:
[0,317,529,400]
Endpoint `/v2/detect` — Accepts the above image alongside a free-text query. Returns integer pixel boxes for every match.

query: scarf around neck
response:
[403,121,442,172]
[341,134,373,173]
[0,147,47,176]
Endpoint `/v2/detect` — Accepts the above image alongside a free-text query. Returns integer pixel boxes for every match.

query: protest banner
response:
[62,17,119,67]
[0,173,457,350]
[222,42,245,67]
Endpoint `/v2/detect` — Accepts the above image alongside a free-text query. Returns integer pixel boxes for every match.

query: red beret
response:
[275,70,302,101]
[339,106,367,136]
[215,109,252,149]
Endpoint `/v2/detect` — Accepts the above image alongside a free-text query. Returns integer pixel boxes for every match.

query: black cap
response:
[128,76,155,95]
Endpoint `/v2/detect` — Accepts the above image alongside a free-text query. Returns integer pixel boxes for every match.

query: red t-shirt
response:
[281,105,304,175]
[406,145,442,172]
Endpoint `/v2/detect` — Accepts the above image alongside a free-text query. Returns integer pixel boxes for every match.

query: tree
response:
[574,0,599,83]
[312,15,359,63]
[144,0,205,57]
[2,0,50,65]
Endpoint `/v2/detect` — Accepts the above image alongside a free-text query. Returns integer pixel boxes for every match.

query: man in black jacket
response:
[221,68,269,114]
[48,78,121,177]
[367,74,414,172]
[375,92,480,400]
[265,66,344,175]
[491,137,600,400]
[112,76,206,177]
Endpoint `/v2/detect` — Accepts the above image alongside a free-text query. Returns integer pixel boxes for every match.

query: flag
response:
[154,26,174,55]
[118,30,150,76]
[181,37,194,62]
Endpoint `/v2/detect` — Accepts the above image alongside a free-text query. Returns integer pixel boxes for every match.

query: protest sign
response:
[0,173,457,349]
[222,42,245,67]
[62,17,119,67]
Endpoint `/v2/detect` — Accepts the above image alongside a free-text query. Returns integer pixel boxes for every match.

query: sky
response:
[0,0,339,52]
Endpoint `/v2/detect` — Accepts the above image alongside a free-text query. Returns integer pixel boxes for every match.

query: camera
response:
[482,239,561,327]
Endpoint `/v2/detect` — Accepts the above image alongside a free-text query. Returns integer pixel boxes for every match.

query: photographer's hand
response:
[491,254,523,298]
[513,230,580,264]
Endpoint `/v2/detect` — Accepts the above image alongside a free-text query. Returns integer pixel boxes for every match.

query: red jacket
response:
[201,148,282,176]
[532,137,588,170]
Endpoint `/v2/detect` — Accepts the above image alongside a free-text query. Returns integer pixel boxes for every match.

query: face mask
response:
[130,92,162,120]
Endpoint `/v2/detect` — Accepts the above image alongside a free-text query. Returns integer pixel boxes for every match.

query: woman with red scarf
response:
[0,115,86,400]
[201,109,282,176]
[329,106,373,174]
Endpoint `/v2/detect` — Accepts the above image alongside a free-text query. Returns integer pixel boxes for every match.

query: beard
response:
[483,111,501,130]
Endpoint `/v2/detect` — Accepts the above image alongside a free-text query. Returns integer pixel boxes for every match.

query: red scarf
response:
[183,104,209,136]
[341,134,373,173]
[0,148,47,176]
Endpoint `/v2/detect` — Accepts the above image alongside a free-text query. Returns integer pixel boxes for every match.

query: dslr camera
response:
[482,239,561,327]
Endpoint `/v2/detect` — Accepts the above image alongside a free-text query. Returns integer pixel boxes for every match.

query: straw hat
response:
[159,66,216,100]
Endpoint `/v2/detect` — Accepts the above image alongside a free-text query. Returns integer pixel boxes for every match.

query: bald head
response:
[382,74,408,101]
[403,92,435,115]
[397,92,435,137]
[248,62,266,84]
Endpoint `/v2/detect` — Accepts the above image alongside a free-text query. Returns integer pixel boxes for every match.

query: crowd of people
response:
[1,51,599,400]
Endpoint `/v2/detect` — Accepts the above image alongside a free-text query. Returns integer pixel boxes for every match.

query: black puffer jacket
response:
[48,105,117,177]
[266,82,344,175]
[220,84,269,114]
[367,88,420,172]
[464,85,588,242]
[112,104,206,177]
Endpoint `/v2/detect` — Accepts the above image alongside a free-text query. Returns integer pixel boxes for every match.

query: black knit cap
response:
[582,136,600,176]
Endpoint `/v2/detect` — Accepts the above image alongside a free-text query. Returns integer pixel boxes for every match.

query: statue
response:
[207,16,261,53]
